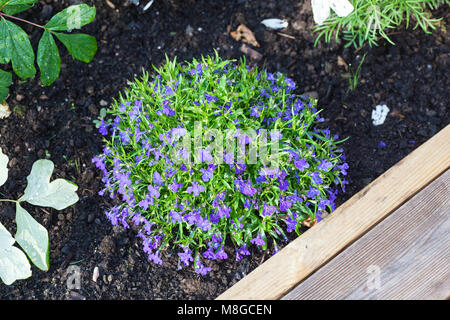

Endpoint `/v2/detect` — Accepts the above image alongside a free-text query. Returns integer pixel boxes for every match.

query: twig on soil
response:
[259,252,266,265]
[60,251,74,270]
[144,0,155,11]
[277,32,297,40]
[41,208,52,216]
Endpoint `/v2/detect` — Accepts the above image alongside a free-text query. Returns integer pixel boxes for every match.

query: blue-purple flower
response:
[186,181,205,197]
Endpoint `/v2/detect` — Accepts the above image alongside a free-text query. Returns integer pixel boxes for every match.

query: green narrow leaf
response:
[19,159,79,210]
[1,19,36,79]
[54,32,97,63]
[45,4,96,31]
[15,203,49,271]
[0,18,11,64]
[37,30,60,86]
[0,147,8,187]
[2,4,33,15]
[0,222,32,285]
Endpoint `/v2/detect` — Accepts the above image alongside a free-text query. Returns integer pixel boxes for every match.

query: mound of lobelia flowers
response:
[92,54,349,274]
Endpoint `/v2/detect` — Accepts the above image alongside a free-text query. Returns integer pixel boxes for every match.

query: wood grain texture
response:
[217,124,450,300]
[283,169,450,300]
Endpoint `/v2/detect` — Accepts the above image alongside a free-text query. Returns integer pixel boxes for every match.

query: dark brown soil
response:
[0,0,448,300]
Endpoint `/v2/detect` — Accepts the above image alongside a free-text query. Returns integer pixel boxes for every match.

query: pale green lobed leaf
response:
[0,222,32,285]
[19,159,79,210]
[14,203,49,271]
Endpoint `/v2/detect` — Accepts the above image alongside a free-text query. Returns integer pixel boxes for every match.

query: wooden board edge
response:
[217,124,450,300]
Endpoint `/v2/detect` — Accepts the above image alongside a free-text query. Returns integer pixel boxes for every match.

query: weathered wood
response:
[217,124,450,300]
[283,169,450,300]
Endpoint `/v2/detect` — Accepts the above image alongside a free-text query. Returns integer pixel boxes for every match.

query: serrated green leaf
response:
[15,203,49,271]
[0,19,36,79]
[2,4,32,15]
[0,147,8,187]
[37,30,60,86]
[0,222,32,285]
[45,4,96,31]
[19,159,79,210]
[54,32,97,63]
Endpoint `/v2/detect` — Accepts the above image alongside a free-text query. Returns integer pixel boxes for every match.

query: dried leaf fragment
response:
[230,24,260,47]
[337,56,349,71]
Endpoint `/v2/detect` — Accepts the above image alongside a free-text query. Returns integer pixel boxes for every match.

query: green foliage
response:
[0,1,97,101]
[314,0,449,48]
[0,147,79,285]
[93,55,349,273]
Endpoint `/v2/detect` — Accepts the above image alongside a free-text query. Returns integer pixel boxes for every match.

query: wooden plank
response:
[217,124,450,300]
[283,169,450,300]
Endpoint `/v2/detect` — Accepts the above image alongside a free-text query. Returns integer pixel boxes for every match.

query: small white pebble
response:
[198,27,203,32]
[261,18,289,30]
[92,267,100,282]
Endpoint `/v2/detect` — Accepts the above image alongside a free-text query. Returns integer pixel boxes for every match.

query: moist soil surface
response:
[0,0,448,300]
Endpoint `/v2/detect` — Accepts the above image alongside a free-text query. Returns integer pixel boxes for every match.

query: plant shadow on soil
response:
[0,0,448,299]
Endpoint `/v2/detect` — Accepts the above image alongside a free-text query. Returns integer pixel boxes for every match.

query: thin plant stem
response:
[0,12,46,30]
[0,199,18,203]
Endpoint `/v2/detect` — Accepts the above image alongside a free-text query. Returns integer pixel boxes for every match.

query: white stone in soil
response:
[372,104,390,126]
[93,266,100,282]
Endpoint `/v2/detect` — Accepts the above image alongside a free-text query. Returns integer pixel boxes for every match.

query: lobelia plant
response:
[313,0,449,48]
[92,54,349,275]
[0,147,79,285]
[0,1,97,102]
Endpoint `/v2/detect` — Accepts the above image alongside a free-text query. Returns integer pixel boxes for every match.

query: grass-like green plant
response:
[93,54,349,274]
[314,0,449,48]
[0,1,97,102]
[0,147,79,285]
[347,53,367,91]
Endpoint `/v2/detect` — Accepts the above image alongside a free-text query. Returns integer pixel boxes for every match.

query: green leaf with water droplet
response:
[54,32,97,63]
[37,30,60,86]
[15,203,49,271]
[45,4,96,31]
[0,222,32,285]
[0,19,36,80]
[19,159,79,210]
